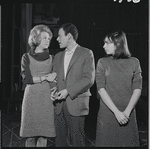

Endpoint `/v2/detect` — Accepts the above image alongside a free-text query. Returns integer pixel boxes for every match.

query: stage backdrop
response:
[0,5,1,83]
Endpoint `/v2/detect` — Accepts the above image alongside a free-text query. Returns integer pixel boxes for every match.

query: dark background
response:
[1,0,148,135]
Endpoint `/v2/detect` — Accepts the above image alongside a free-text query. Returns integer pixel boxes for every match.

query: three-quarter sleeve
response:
[96,59,106,91]
[20,53,33,89]
[132,58,142,90]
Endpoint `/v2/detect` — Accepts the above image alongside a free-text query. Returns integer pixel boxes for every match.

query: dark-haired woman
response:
[95,31,142,147]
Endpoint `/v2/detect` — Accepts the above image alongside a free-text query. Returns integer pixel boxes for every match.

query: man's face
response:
[57,28,69,48]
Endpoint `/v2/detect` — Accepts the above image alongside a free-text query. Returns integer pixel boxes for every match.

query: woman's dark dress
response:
[95,57,142,147]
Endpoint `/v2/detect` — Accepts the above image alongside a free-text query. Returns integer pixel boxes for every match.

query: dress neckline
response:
[29,47,50,61]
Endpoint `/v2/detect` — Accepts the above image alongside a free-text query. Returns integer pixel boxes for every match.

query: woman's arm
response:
[124,58,142,117]
[32,75,47,83]
[33,72,57,83]
[45,72,57,82]
[123,89,141,117]
[21,53,50,84]
[98,88,129,124]
[21,53,33,89]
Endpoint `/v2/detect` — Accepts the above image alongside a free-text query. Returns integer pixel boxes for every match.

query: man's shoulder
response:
[77,45,93,54]
[78,45,90,50]
[55,51,64,57]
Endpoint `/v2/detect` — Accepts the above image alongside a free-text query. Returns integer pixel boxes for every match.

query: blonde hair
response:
[28,24,53,48]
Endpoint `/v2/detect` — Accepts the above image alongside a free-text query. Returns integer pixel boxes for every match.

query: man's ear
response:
[68,33,72,40]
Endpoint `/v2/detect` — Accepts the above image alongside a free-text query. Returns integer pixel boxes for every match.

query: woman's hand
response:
[45,72,57,82]
[114,110,129,125]
[123,110,130,119]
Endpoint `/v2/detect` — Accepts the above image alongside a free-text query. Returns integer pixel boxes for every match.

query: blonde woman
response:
[20,25,56,147]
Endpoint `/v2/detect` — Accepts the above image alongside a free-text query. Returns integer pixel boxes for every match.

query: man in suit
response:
[52,23,95,147]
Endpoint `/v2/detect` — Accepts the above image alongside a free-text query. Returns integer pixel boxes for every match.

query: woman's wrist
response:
[40,76,47,82]
[124,109,131,118]
[112,108,120,115]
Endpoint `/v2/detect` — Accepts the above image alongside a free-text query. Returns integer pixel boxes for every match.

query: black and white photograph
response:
[1,0,148,147]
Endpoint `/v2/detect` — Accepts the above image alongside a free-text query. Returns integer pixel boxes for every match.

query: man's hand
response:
[50,87,58,101]
[57,89,68,100]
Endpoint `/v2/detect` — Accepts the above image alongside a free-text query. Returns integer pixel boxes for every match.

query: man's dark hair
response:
[59,23,78,41]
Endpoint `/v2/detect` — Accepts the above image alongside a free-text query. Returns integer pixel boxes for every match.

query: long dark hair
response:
[105,30,131,59]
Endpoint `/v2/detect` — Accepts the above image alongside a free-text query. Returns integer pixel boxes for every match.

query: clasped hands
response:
[114,110,130,125]
[50,87,68,101]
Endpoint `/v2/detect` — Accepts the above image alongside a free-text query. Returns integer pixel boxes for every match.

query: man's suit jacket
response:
[53,45,95,116]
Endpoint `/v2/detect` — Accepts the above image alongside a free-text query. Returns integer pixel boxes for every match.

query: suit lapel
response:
[66,45,81,78]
